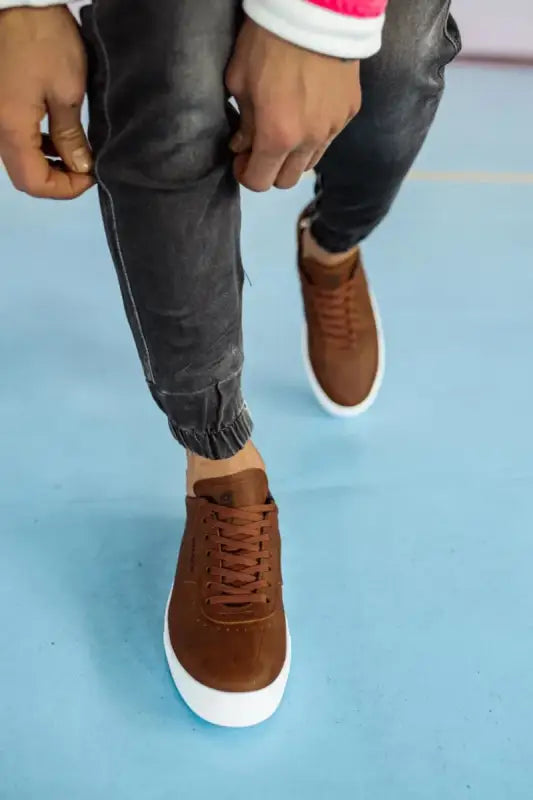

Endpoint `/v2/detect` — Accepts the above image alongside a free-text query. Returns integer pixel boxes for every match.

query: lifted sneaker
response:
[298,213,385,416]
[164,469,290,727]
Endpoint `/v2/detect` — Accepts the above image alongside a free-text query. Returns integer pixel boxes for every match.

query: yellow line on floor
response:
[3,162,533,186]
[409,170,533,184]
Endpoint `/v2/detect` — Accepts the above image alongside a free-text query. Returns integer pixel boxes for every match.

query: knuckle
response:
[0,111,18,142]
[10,175,25,192]
[21,176,43,197]
[52,82,85,110]
[65,94,84,110]
[308,129,326,148]
[12,164,45,197]
[53,125,82,143]
[261,123,299,154]
[7,166,28,194]
[17,177,40,197]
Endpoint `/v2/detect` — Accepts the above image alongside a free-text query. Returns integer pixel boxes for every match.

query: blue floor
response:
[1,65,533,799]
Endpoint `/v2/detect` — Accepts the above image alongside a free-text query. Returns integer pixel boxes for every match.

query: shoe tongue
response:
[193,469,269,507]
[301,251,358,289]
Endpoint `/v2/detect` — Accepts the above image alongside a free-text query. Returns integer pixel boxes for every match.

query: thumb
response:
[229,100,254,154]
[48,98,92,174]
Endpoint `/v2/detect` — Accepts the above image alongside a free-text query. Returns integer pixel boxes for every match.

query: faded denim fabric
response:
[81,0,460,458]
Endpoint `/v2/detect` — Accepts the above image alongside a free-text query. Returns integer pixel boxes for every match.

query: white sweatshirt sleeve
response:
[0,0,385,58]
[243,0,385,59]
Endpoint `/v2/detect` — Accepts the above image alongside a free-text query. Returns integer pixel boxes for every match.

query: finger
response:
[239,145,286,192]
[233,98,290,191]
[2,140,94,199]
[306,143,330,173]
[42,134,71,175]
[305,150,324,173]
[48,97,92,174]
[274,147,315,190]
[229,99,254,154]
[305,129,338,173]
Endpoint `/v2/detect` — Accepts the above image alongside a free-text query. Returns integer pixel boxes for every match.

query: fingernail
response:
[72,148,91,173]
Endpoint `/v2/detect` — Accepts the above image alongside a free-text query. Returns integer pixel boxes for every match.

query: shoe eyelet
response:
[205,566,211,574]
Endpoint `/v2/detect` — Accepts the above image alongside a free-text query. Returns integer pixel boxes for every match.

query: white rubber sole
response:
[163,597,291,728]
[302,289,385,418]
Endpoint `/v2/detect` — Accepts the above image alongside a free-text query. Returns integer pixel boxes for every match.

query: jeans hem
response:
[170,406,253,459]
[310,218,361,254]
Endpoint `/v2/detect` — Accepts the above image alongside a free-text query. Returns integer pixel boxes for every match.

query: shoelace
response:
[202,503,273,606]
[306,276,362,349]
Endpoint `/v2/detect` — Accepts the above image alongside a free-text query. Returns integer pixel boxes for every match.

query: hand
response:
[225,18,361,192]
[0,6,94,200]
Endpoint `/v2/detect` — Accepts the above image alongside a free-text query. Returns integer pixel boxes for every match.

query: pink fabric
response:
[306,0,386,18]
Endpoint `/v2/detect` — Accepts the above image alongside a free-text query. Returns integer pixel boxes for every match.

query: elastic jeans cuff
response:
[310,218,360,255]
[170,406,253,460]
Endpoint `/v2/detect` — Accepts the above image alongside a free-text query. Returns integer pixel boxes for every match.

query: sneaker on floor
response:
[298,211,385,416]
[164,469,290,727]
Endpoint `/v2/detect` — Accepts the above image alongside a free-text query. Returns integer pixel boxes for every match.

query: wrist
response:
[243,0,384,59]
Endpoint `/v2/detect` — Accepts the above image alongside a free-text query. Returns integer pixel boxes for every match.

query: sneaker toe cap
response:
[171,616,287,693]
[311,336,379,407]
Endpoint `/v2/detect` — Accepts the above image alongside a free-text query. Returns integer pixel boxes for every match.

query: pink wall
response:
[453,0,533,58]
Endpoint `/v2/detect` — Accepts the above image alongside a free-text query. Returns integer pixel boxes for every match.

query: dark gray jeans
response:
[82,0,461,459]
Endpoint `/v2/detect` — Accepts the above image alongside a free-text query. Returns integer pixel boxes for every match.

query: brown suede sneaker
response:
[298,212,385,416]
[164,469,290,727]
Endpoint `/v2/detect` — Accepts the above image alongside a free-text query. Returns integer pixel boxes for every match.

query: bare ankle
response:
[302,225,358,267]
[186,440,265,496]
